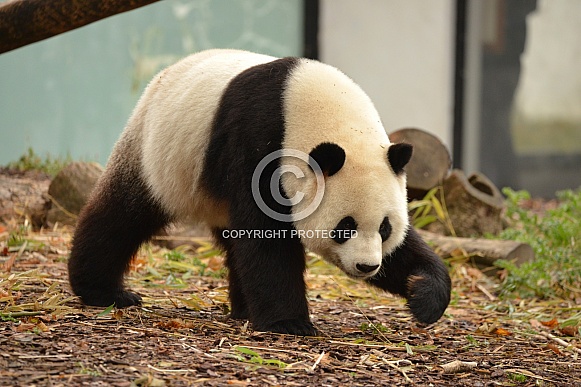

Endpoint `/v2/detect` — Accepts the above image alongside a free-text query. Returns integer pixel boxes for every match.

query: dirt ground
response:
[0,170,579,386]
[1,218,580,387]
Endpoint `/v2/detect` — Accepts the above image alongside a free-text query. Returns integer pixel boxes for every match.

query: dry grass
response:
[1,219,580,386]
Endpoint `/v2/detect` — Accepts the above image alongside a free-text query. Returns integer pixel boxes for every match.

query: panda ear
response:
[309,142,346,177]
[387,143,413,175]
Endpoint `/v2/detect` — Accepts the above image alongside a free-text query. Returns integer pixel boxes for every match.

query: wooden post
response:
[0,0,161,54]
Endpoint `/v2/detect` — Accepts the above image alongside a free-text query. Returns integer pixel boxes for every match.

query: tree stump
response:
[426,169,505,237]
[389,128,452,201]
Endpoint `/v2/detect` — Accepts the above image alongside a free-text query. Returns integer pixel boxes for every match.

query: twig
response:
[440,360,477,373]
[19,354,73,359]
[505,368,559,384]
[147,364,196,374]
[0,310,45,317]
[383,359,413,383]
[44,193,78,220]
[328,339,435,353]
[311,351,325,371]
[476,283,496,301]
[537,330,581,355]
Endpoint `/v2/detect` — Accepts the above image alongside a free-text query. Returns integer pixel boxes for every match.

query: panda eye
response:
[379,217,392,242]
[332,216,357,244]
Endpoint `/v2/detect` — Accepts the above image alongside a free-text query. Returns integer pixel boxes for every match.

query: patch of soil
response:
[1,226,580,387]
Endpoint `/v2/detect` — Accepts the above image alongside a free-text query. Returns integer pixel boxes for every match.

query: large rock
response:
[45,162,103,226]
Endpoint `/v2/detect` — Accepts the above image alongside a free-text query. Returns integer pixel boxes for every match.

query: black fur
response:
[68,143,172,307]
[388,143,413,175]
[379,217,392,242]
[332,216,357,244]
[201,57,316,335]
[308,142,346,177]
[366,227,451,324]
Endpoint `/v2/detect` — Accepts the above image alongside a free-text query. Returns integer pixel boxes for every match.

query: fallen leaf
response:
[493,327,512,336]
[36,321,49,332]
[113,309,125,320]
[15,323,35,332]
[546,343,562,355]
[541,318,559,329]
[207,255,224,271]
[226,381,250,385]
[3,253,17,272]
[465,267,483,279]
[558,325,579,337]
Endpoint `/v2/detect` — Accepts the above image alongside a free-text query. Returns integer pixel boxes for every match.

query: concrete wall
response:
[319,0,456,149]
[512,0,581,155]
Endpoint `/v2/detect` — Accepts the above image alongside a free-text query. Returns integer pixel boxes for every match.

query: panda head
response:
[278,58,413,279]
[283,141,413,279]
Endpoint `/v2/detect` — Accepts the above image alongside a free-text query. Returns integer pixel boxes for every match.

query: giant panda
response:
[68,49,451,336]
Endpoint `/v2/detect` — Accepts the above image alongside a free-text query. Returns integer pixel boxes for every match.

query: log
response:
[417,229,534,268]
[389,128,452,201]
[0,0,161,54]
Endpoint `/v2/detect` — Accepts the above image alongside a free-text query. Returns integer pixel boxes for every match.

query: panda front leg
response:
[68,164,170,308]
[224,229,316,336]
[366,227,451,324]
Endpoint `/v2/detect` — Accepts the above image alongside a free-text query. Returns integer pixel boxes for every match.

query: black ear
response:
[309,142,346,177]
[387,143,413,175]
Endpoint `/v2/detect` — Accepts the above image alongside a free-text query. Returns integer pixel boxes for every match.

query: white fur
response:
[281,59,409,278]
[128,49,276,227]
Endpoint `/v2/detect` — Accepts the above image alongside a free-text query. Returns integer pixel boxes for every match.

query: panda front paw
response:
[406,270,451,325]
[256,318,318,336]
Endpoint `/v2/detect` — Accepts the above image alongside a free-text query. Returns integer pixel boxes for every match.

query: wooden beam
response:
[0,0,162,54]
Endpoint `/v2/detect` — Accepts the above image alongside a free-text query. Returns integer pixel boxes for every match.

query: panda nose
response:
[356,263,380,274]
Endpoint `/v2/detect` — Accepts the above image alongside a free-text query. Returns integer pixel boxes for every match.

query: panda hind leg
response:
[68,166,171,308]
[212,229,249,320]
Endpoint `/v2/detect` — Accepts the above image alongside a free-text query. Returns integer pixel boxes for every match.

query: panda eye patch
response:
[379,217,392,242]
[332,216,357,244]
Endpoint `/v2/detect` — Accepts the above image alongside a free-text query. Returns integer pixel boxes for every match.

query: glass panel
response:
[479,0,581,197]
[0,0,303,165]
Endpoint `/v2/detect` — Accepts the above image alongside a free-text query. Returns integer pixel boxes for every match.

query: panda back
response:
[129,50,277,223]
